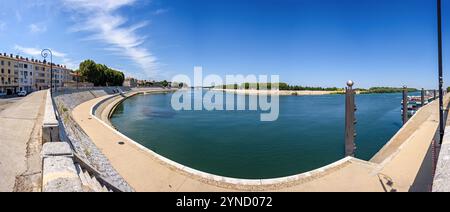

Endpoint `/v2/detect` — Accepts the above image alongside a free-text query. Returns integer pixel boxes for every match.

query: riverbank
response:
[68,90,450,191]
[212,88,341,96]
[213,88,419,95]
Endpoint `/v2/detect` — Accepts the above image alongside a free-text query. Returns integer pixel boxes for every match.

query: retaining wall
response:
[52,87,134,192]
[41,89,82,192]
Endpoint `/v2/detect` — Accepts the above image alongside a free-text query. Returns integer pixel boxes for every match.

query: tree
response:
[78,60,125,86]
[161,80,169,87]
[95,64,108,86]
[79,60,101,86]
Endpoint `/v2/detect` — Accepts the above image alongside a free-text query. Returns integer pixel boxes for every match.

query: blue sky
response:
[0,0,449,88]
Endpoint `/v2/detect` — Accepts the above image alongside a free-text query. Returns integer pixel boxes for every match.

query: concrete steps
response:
[75,163,112,192]
[76,165,92,192]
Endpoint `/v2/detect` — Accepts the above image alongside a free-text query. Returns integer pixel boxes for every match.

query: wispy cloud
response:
[63,0,158,77]
[153,8,169,15]
[13,45,77,69]
[29,23,47,34]
[14,45,66,57]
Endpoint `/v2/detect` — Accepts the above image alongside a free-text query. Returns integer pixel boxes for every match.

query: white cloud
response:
[14,45,66,57]
[29,23,47,33]
[64,0,137,12]
[61,58,78,70]
[13,45,77,70]
[63,0,158,77]
[153,8,169,15]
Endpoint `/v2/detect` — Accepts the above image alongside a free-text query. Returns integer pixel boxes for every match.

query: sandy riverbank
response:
[212,89,342,96]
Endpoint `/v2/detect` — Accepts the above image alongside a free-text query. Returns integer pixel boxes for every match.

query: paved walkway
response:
[72,93,449,192]
[0,97,21,112]
[0,91,46,191]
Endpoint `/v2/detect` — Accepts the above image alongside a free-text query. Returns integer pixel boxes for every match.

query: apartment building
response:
[16,58,34,93]
[33,62,48,91]
[123,77,138,87]
[53,66,73,88]
[0,52,74,95]
[0,54,18,95]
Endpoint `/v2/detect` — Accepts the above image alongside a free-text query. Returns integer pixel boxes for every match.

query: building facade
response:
[123,77,138,87]
[0,54,18,95]
[0,52,74,95]
[16,58,34,93]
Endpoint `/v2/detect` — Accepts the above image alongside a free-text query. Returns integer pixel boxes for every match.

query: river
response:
[111,90,404,179]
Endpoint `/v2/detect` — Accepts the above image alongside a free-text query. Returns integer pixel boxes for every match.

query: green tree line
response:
[217,83,421,94]
[358,87,418,94]
[77,60,125,86]
[140,80,171,88]
[219,83,341,91]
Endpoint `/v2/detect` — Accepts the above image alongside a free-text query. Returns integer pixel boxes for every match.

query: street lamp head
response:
[41,49,51,56]
[346,80,354,87]
[41,48,53,94]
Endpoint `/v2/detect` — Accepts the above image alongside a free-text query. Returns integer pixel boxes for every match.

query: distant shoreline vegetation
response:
[218,83,342,91]
[357,87,418,94]
[216,83,418,94]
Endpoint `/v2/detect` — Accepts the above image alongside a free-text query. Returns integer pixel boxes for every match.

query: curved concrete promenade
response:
[71,91,450,192]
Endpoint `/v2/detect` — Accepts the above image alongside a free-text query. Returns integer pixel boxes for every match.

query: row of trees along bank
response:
[356,87,418,94]
[220,83,341,91]
[76,60,125,86]
[218,83,421,94]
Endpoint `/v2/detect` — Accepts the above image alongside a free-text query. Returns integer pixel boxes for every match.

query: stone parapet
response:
[42,90,59,143]
[42,142,82,192]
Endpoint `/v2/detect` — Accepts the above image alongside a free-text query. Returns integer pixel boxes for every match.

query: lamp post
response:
[421,88,425,108]
[437,0,444,144]
[402,86,408,125]
[41,49,53,95]
[345,80,357,157]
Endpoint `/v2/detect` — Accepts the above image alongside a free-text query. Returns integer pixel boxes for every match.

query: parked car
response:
[18,91,28,97]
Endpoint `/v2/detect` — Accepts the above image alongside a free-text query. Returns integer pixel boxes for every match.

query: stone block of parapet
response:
[433,127,450,192]
[42,142,82,192]
[42,142,73,158]
[42,156,82,192]
[42,90,60,143]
